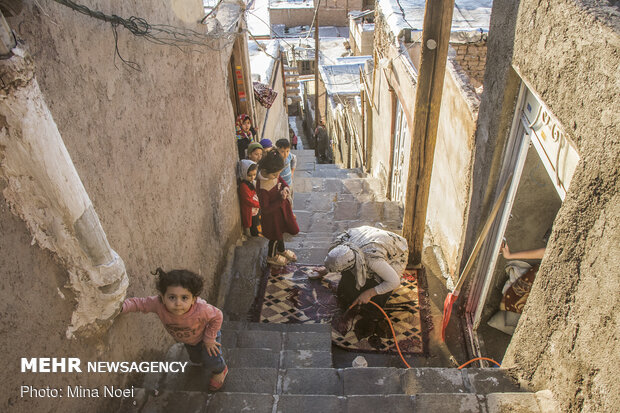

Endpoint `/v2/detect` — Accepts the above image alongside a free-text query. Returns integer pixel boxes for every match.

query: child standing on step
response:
[289,127,298,150]
[256,150,299,266]
[276,138,297,189]
[237,160,261,236]
[121,268,229,391]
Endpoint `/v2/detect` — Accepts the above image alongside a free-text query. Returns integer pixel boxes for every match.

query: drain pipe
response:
[0,39,128,338]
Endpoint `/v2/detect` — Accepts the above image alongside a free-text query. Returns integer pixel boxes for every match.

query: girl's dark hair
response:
[247,163,258,174]
[258,149,285,174]
[152,267,203,297]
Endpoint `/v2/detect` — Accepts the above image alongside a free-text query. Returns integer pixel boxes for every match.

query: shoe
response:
[266,255,287,266]
[208,366,228,391]
[281,250,297,262]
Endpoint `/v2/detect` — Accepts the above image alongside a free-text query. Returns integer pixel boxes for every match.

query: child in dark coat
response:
[256,150,299,266]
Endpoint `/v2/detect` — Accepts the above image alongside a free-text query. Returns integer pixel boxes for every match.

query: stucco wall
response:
[489,1,620,412]
[1,1,240,411]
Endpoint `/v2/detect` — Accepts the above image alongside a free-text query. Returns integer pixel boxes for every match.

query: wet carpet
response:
[250,264,428,354]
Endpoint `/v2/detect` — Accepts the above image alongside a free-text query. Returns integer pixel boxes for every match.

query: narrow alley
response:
[113,121,556,412]
[1,1,617,413]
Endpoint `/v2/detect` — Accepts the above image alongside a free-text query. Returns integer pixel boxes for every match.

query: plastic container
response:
[352,356,368,368]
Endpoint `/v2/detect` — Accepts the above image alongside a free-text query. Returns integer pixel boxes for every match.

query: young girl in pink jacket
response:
[121,268,228,391]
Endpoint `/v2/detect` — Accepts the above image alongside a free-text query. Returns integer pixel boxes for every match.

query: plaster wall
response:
[426,60,479,277]
[371,13,477,276]
[1,1,240,411]
[464,0,620,411]
[499,1,620,412]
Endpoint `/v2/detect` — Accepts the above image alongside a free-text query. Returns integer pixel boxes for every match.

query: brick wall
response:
[452,42,487,88]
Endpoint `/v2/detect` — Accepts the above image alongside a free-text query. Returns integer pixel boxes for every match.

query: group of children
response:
[236,114,300,267]
[119,115,301,394]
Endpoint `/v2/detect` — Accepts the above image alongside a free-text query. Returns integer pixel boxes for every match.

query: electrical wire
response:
[248,31,280,61]
[53,0,238,70]
[246,9,296,49]
[200,0,225,24]
[304,0,322,40]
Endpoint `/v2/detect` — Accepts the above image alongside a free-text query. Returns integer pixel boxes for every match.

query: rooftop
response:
[319,56,371,95]
[269,0,314,10]
[249,39,281,83]
[284,37,350,64]
[377,0,492,40]
[272,24,349,38]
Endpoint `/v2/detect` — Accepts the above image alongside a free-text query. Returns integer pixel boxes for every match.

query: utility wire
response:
[201,0,225,24]
[248,31,280,61]
[304,0,322,40]
[53,0,238,70]
[246,9,296,49]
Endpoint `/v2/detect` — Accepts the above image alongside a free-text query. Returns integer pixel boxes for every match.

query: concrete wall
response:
[466,0,620,411]
[500,1,620,412]
[1,1,241,411]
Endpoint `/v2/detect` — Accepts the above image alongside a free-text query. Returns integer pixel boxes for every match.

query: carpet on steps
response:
[249,263,430,355]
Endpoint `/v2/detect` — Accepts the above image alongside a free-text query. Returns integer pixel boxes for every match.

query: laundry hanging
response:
[253,82,278,108]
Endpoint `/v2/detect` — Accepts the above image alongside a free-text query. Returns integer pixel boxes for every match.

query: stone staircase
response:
[289,150,402,264]
[116,149,557,412]
[117,321,555,412]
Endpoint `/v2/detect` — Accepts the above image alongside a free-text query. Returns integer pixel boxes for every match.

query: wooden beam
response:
[402,0,456,265]
[314,6,320,128]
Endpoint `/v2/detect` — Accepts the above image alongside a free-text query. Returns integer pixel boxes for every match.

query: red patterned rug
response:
[250,263,429,355]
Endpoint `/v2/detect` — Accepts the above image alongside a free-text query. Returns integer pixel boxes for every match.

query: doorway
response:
[464,83,580,364]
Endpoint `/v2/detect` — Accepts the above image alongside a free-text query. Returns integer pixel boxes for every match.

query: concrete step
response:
[118,389,549,413]
[222,237,267,321]
[222,329,332,352]
[225,348,332,369]
[222,321,331,333]
[216,367,527,396]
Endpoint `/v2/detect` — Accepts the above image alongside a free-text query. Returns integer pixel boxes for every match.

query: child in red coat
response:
[237,160,261,236]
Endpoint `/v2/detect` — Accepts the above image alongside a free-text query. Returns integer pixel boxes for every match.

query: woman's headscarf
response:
[236,114,253,141]
[237,159,256,180]
[324,242,368,290]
